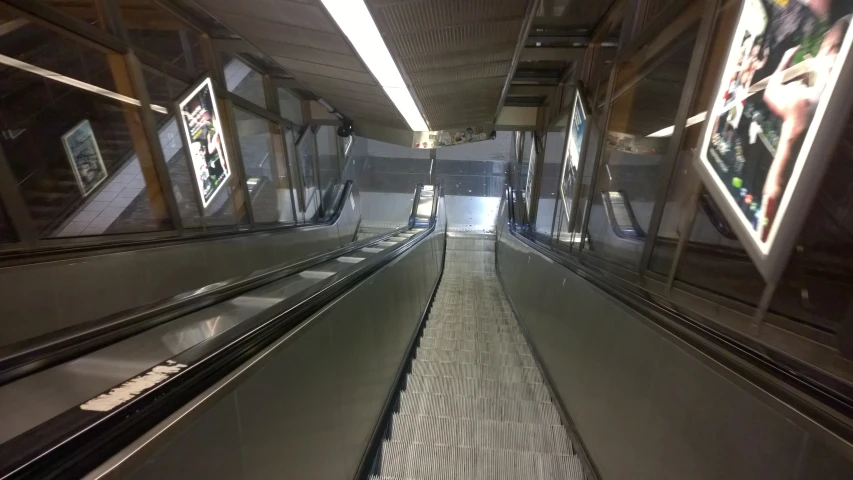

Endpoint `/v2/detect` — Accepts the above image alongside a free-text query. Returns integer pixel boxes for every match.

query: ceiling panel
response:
[368,0,533,130]
[195,0,408,129]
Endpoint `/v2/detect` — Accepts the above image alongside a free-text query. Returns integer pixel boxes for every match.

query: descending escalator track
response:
[369,236,584,480]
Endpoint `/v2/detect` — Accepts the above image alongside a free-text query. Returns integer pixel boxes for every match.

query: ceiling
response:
[189,0,618,130]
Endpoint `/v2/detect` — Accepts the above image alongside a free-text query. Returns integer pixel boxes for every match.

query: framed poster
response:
[559,89,589,225]
[61,120,108,197]
[178,77,231,208]
[695,0,853,281]
[524,134,540,219]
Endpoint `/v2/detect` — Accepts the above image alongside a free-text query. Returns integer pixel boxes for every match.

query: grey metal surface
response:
[0,187,361,348]
[0,230,413,446]
[84,203,447,480]
[369,236,584,480]
[495,208,853,479]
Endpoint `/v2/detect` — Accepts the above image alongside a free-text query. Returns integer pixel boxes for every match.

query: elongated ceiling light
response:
[320,0,429,132]
[646,112,707,138]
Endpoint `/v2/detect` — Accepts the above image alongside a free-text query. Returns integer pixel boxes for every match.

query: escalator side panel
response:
[495,231,852,480]
[0,189,362,349]
[92,229,444,480]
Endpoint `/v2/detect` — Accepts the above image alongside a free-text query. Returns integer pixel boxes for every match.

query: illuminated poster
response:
[62,120,108,197]
[178,78,231,208]
[696,0,853,280]
[559,91,587,223]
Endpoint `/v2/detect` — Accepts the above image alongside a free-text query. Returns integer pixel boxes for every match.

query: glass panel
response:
[536,116,568,234]
[297,128,320,219]
[234,107,295,224]
[582,29,698,267]
[119,0,205,74]
[436,132,512,198]
[0,204,17,243]
[315,125,340,213]
[221,53,265,109]
[0,17,173,238]
[277,88,303,125]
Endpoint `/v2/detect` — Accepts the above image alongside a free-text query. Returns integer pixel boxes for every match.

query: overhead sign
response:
[695,0,853,281]
[178,78,231,208]
[62,120,108,197]
[413,125,496,149]
[559,91,588,224]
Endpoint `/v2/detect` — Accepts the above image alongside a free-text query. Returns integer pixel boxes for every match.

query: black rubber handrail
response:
[0,186,444,479]
[503,185,853,442]
[0,181,356,266]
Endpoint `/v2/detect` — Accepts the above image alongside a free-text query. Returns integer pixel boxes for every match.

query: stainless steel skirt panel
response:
[86,230,445,479]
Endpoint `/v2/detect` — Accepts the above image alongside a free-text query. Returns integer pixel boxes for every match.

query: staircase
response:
[369,236,586,479]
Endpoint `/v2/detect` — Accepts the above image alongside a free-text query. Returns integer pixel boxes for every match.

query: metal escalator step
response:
[415,349,537,368]
[421,329,527,345]
[404,375,549,402]
[384,414,571,455]
[370,443,580,480]
[418,337,534,356]
[397,391,561,426]
[411,359,542,384]
[425,321,521,335]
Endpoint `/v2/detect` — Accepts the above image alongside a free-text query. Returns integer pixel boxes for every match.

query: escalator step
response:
[410,359,542,384]
[396,391,561,426]
[418,337,533,356]
[382,415,571,455]
[403,375,550,402]
[415,349,538,368]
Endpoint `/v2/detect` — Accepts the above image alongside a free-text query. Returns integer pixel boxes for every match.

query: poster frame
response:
[559,85,591,227]
[176,76,233,209]
[693,0,853,283]
[524,133,542,220]
[61,119,108,197]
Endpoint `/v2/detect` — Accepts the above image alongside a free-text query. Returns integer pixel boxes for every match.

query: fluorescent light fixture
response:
[0,53,168,114]
[320,0,429,131]
[646,111,708,138]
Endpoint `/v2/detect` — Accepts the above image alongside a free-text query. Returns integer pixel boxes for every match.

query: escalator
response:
[369,236,583,479]
[0,182,592,480]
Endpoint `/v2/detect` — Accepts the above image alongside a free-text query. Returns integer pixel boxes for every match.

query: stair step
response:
[418,337,533,356]
[415,349,537,368]
[404,374,549,402]
[425,321,521,335]
[396,391,560,426]
[410,358,541,384]
[369,443,582,480]
[421,329,527,345]
[382,414,571,455]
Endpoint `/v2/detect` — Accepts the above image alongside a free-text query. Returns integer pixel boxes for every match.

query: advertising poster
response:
[178,78,231,208]
[559,92,587,223]
[697,0,853,279]
[61,120,108,197]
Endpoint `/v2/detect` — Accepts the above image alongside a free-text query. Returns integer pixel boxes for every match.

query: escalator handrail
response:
[502,186,853,444]
[0,225,410,387]
[0,180,358,266]
[0,186,445,480]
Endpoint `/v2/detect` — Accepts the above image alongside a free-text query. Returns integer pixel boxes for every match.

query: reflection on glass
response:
[0,204,17,244]
[315,125,341,213]
[536,118,567,235]
[234,107,295,224]
[119,0,206,74]
[583,32,697,266]
[297,128,320,219]
[277,88,303,125]
[221,53,265,108]
[0,18,173,237]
